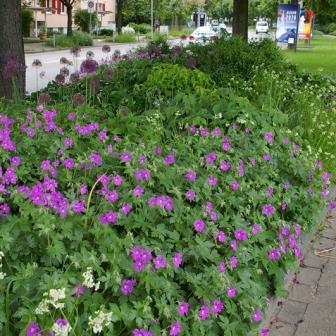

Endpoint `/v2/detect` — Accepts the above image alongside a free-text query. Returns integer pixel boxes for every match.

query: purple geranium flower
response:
[177,301,189,316]
[198,305,209,320]
[193,218,205,233]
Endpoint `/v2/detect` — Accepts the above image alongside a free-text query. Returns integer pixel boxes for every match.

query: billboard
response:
[298,9,314,40]
[276,4,299,43]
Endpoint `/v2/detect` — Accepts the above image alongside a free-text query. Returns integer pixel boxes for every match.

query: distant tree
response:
[21,5,34,37]
[205,0,233,20]
[232,0,248,40]
[59,0,78,36]
[74,9,98,32]
[0,0,25,99]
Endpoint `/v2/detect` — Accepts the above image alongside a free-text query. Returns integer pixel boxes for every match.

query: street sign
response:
[88,0,95,13]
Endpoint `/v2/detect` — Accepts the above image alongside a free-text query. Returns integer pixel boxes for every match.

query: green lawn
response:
[283,35,336,76]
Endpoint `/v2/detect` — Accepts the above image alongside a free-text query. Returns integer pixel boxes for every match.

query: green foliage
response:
[74,9,98,33]
[21,6,34,37]
[129,22,152,34]
[106,33,137,43]
[45,31,93,47]
[0,92,328,335]
[23,37,41,43]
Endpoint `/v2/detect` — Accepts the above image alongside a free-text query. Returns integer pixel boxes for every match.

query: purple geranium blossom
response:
[63,157,74,170]
[133,185,144,197]
[230,256,238,269]
[153,255,166,269]
[218,261,226,272]
[99,210,118,225]
[185,170,197,181]
[253,309,263,322]
[113,175,123,186]
[231,180,240,190]
[185,189,195,201]
[193,218,206,233]
[252,224,262,234]
[72,284,84,297]
[262,204,276,217]
[26,322,43,336]
[120,203,132,216]
[234,228,248,241]
[120,279,137,295]
[219,160,231,171]
[170,321,181,336]
[177,301,189,316]
[227,286,237,298]
[163,153,175,165]
[207,176,218,186]
[172,252,183,268]
[215,231,226,243]
[198,305,209,320]
[211,298,224,316]
[264,132,274,143]
[204,151,217,165]
[121,151,132,163]
[263,153,271,161]
[268,248,280,260]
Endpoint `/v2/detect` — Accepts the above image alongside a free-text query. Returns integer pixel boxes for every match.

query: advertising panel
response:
[276,4,299,43]
[298,9,314,40]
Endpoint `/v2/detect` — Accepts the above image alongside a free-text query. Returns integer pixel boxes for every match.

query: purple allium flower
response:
[218,261,226,272]
[153,255,166,269]
[72,284,84,297]
[230,256,238,269]
[234,228,248,241]
[207,176,218,186]
[231,180,240,190]
[170,321,181,336]
[72,93,85,106]
[25,322,43,336]
[185,189,195,201]
[80,59,98,74]
[252,224,261,234]
[263,153,271,161]
[63,157,74,170]
[211,298,224,316]
[186,56,197,69]
[268,248,280,260]
[253,309,263,323]
[177,301,189,316]
[194,218,206,233]
[120,203,132,216]
[204,151,217,165]
[219,160,231,171]
[121,279,137,295]
[215,231,226,243]
[99,210,118,225]
[198,305,209,320]
[172,252,183,268]
[121,151,132,163]
[163,153,175,165]
[185,170,197,181]
[262,204,275,217]
[264,132,274,143]
[227,286,237,298]
[133,185,144,197]
[230,240,238,251]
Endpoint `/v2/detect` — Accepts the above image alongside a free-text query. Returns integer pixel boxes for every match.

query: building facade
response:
[29,0,116,36]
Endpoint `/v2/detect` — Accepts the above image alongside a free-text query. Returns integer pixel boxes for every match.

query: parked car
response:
[212,23,228,37]
[189,26,218,43]
[256,21,269,34]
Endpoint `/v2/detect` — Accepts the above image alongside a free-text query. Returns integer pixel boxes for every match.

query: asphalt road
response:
[25,30,274,94]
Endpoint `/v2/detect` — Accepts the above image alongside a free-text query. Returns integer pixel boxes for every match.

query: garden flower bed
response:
[0,92,332,335]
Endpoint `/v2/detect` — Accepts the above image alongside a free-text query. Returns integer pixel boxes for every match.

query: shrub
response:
[74,9,98,33]
[0,94,329,335]
[129,23,151,34]
[45,31,93,47]
[106,33,137,43]
[21,6,34,37]
[23,37,41,43]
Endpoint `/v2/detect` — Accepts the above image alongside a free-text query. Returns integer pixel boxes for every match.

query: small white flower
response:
[52,319,72,336]
[88,309,113,334]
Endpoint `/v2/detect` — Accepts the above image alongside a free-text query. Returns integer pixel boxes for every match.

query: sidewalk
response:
[267,210,336,336]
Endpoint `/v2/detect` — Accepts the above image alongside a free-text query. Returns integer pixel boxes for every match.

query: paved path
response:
[267,210,336,336]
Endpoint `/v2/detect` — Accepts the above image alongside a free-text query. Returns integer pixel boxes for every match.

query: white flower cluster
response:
[0,252,6,280]
[82,267,100,290]
[35,288,66,315]
[52,320,72,336]
[88,309,113,334]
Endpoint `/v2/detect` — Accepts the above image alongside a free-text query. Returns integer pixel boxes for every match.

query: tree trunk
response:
[232,0,248,41]
[66,5,73,36]
[116,1,123,34]
[0,0,26,99]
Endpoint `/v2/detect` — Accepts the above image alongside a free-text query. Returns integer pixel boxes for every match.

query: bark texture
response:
[0,0,26,99]
[232,0,248,41]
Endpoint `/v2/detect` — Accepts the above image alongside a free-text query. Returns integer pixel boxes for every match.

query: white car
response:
[256,21,269,34]
[189,26,218,43]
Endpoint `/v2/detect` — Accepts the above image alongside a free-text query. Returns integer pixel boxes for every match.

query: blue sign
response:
[276,4,299,43]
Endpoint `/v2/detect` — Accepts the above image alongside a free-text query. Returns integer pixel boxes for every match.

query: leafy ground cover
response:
[1,37,335,336]
[283,35,336,76]
[0,91,331,335]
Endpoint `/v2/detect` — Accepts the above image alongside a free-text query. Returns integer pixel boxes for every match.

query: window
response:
[46,0,50,8]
